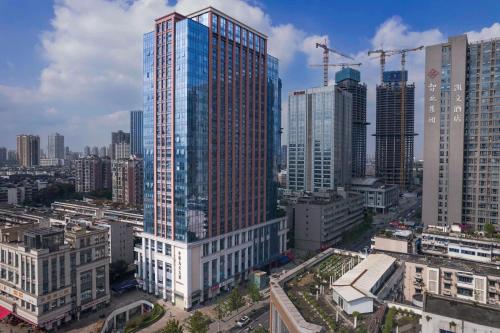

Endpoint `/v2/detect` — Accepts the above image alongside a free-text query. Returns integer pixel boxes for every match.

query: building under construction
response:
[336,67,368,178]
[374,71,416,188]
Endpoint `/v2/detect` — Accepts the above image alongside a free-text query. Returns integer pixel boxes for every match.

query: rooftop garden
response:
[284,254,369,333]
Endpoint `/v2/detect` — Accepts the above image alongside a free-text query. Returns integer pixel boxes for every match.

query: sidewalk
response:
[206,298,269,333]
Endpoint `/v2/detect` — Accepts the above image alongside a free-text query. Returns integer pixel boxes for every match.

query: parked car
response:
[237,316,250,327]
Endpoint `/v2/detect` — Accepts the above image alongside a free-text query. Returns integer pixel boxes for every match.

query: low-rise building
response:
[382,251,500,307]
[292,189,364,252]
[332,253,397,314]
[371,229,415,254]
[350,177,399,213]
[422,225,500,264]
[420,293,500,333]
[0,223,110,330]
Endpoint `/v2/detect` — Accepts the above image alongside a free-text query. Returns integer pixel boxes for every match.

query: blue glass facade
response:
[266,55,281,220]
[143,31,154,234]
[130,110,144,156]
[174,19,209,242]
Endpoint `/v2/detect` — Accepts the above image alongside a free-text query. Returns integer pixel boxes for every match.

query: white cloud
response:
[0,0,327,149]
[467,22,500,42]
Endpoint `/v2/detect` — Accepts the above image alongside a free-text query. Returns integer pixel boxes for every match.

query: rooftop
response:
[424,293,500,328]
[332,253,396,300]
[376,250,500,278]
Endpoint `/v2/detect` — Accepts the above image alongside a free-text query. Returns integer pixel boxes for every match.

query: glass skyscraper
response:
[335,68,368,178]
[130,110,144,156]
[136,7,287,309]
[287,85,352,192]
[47,132,65,159]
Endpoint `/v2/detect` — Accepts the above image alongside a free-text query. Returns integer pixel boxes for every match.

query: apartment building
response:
[421,226,500,264]
[0,223,110,330]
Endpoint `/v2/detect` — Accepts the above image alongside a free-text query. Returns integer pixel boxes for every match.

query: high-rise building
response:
[16,134,40,167]
[422,35,500,230]
[111,130,130,159]
[336,67,368,178]
[75,156,112,193]
[374,70,416,188]
[136,8,287,309]
[7,150,17,164]
[112,156,144,206]
[114,142,130,159]
[130,110,144,157]
[91,146,99,156]
[287,85,352,192]
[47,132,65,159]
[83,146,91,157]
[99,146,108,158]
[0,147,6,164]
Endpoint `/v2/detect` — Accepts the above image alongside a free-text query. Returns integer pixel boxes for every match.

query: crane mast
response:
[315,39,354,86]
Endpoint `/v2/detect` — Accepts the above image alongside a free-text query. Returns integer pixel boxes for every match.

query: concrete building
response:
[47,133,64,159]
[292,190,364,252]
[421,225,500,264]
[136,7,287,309]
[350,177,399,212]
[39,158,64,167]
[16,135,40,167]
[332,253,397,314]
[75,156,112,193]
[83,146,91,157]
[270,248,364,333]
[381,251,500,308]
[420,293,500,333]
[287,85,352,192]
[335,67,368,178]
[112,156,143,206]
[0,147,7,165]
[374,71,416,188]
[111,131,130,159]
[114,142,130,160]
[98,146,108,158]
[96,219,134,265]
[423,35,500,231]
[0,224,110,330]
[371,229,415,254]
[130,110,143,157]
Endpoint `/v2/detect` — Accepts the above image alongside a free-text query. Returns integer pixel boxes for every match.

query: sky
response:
[1,0,500,158]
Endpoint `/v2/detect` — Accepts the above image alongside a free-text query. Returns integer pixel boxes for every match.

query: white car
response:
[237,316,250,327]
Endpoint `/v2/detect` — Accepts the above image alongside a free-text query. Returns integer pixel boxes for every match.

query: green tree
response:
[185,311,210,333]
[163,319,183,333]
[214,299,229,333]
[484,223,496,238]
[228,288,245,312]
[248,282,261,302]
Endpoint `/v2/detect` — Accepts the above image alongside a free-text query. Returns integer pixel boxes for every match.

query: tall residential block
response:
[47,132,65,159]
[75,156,112,193]
[16,134,40,167]
[110,130,130,159]
[374,70,416,188]
[112,156,144,206]
[0,147,6,164]
[336,67,368,177]
[130,110,144,156]
[423,35,500,230]
[287,85,352,192]
[136,7,287,309]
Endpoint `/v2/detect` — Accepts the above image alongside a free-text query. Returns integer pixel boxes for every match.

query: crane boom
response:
[368,45,423,190]
[315,39,354,86]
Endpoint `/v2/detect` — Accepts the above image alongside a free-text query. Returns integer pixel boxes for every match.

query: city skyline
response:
[0,0,499,156]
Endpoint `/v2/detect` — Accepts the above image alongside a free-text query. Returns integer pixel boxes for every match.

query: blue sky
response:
[1,0,499,157]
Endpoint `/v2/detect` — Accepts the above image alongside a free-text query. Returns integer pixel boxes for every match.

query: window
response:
[415,267,423,273]
[444,283,451,289]
[457,275,473,284]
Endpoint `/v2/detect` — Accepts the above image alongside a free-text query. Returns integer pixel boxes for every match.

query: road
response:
[341,196,422,253]
[229,304,269,333]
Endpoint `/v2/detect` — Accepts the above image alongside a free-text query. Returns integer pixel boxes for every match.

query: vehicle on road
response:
[237,316,250,327]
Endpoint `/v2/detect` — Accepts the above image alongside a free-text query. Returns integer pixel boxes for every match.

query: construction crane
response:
[368,46,423,191]
[315,39,354,86]
[310,62,362,69]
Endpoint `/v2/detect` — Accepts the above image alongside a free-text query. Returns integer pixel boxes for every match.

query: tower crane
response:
[310,62,362,69]
[368,46,423,190]
[315,39,354,86]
